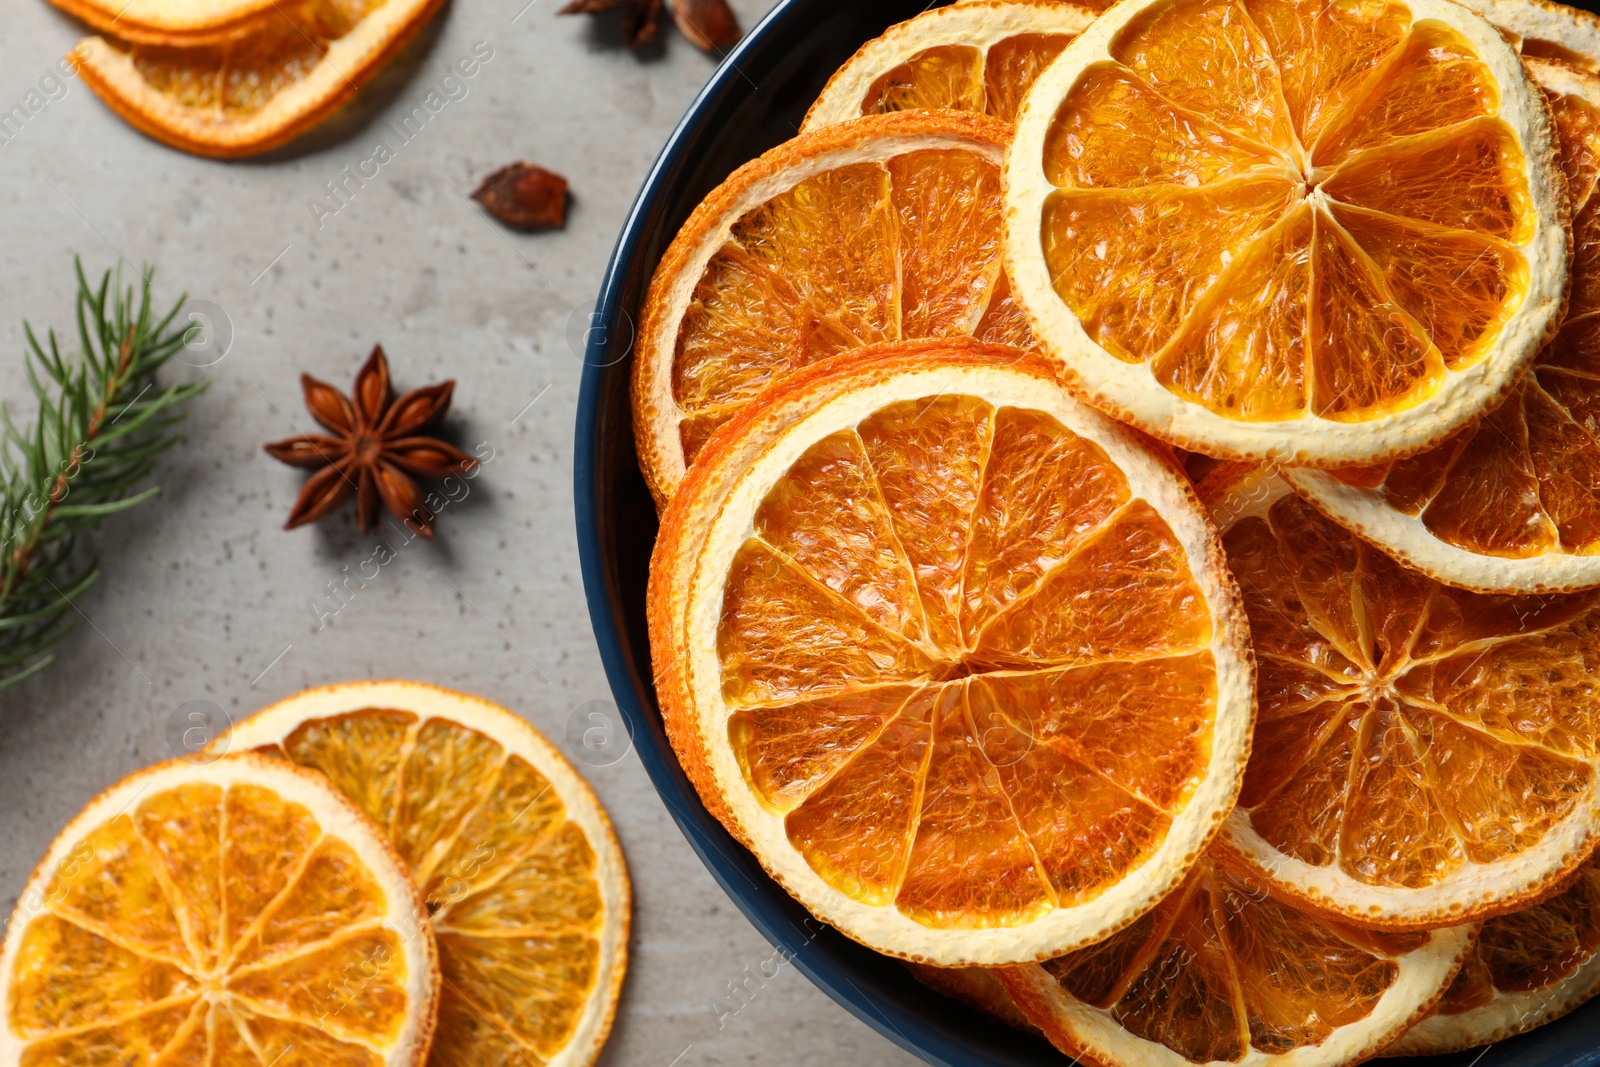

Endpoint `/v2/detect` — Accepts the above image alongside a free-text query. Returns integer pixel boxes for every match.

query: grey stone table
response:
[0,2,924,1063]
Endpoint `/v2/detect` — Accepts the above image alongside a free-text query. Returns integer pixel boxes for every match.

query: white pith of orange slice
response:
[800,2,1097,133]
[218,680,629,1067]
[632,111,1033,508]
[1202,464,1600,929]
[71,0,446,158]
[1387,855,1600,1054]
[1286,59,1600,594]
[1003,0,1570,468]
[649,338,1254,965]
[997,851,1475,1067]
[0,753,439,1067]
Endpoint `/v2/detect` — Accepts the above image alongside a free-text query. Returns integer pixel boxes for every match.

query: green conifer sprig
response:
[0,260,208,690]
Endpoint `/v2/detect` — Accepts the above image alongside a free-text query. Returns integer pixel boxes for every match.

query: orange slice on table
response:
[1287,60,1600,594]
[1389,854,1600,1054]
[633,111,1034,507]
[0,754,438,1067]
[649,339,1254,964]
[219,681,629,1067]
[49,0,282,45]
[800,2,1096,132]
[71,0,446,158]
[998,849,1474,1067]
[1202,465,1600,929]
[1003,0,1570,468]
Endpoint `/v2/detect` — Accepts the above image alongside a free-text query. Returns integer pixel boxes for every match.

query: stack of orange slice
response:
[635,0,1600,1062]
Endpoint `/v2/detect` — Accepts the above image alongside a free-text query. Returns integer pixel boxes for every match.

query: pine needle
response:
[0,260,207,690]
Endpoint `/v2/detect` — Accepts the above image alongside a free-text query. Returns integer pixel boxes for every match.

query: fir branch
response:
[0,260,208,690]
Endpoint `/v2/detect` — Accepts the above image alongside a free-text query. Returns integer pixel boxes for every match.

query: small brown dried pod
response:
[471,163,569,231]
[671,0,740,51]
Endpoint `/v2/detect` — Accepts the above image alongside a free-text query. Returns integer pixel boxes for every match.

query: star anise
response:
[559,0,665,49]
[558,0,740,52]
[264,346,478,538]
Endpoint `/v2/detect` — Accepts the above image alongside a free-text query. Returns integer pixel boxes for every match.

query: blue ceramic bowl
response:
[573,2,1600,1063]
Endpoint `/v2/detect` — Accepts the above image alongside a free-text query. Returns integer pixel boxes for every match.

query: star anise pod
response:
[559,0,665,49]
[264,346,478,538]
[559,0,740,52]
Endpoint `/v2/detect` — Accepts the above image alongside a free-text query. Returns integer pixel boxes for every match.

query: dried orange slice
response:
[958,0,1120,12]
[1004,0,1570,467]
[1202,465,1600,929]
[1389,855,1600,1054]
[1464,0,1600,71]
[649,339,1254,964]
[800,2,1096,132]
[633,111,1033,507]
[1287,60,1600,594]
[998,850,1474,1067]
[0,753,438,1066]
[220,681,629,1067]
[50,0,281,45]
[71,0,446,158]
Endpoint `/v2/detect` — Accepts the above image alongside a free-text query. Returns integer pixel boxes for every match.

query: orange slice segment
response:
[1289,61,1600,594]
[1004,0,1568,468]
[997,851,1473,1067]
[70,0,446,158]
[649,339,1253,964]
[1202,465,1600,929]
[0,754,437,1067]
[800,2,1096,132]
[218,681,629,1067]
[1390,854,1600,1054]
[633,111,1026,507]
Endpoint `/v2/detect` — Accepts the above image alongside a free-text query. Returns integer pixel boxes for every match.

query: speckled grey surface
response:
[0,2,923,1063]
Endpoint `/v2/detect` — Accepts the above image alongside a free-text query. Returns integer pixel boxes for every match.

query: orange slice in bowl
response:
[1389,855,1600,1054]
[998,849,1474,1067]
[649,338,1254,965]
[633,111,1032,507]
[71,0,446,158]
[1202,464,1600,929]
[800,2,1096,132]
[0,754,438,1066]
[959,0,1121,12]
[1287,60,1600,594]
[1003,0,1569,468]
[1463,0,1600,70]
[220,681,629,1067]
